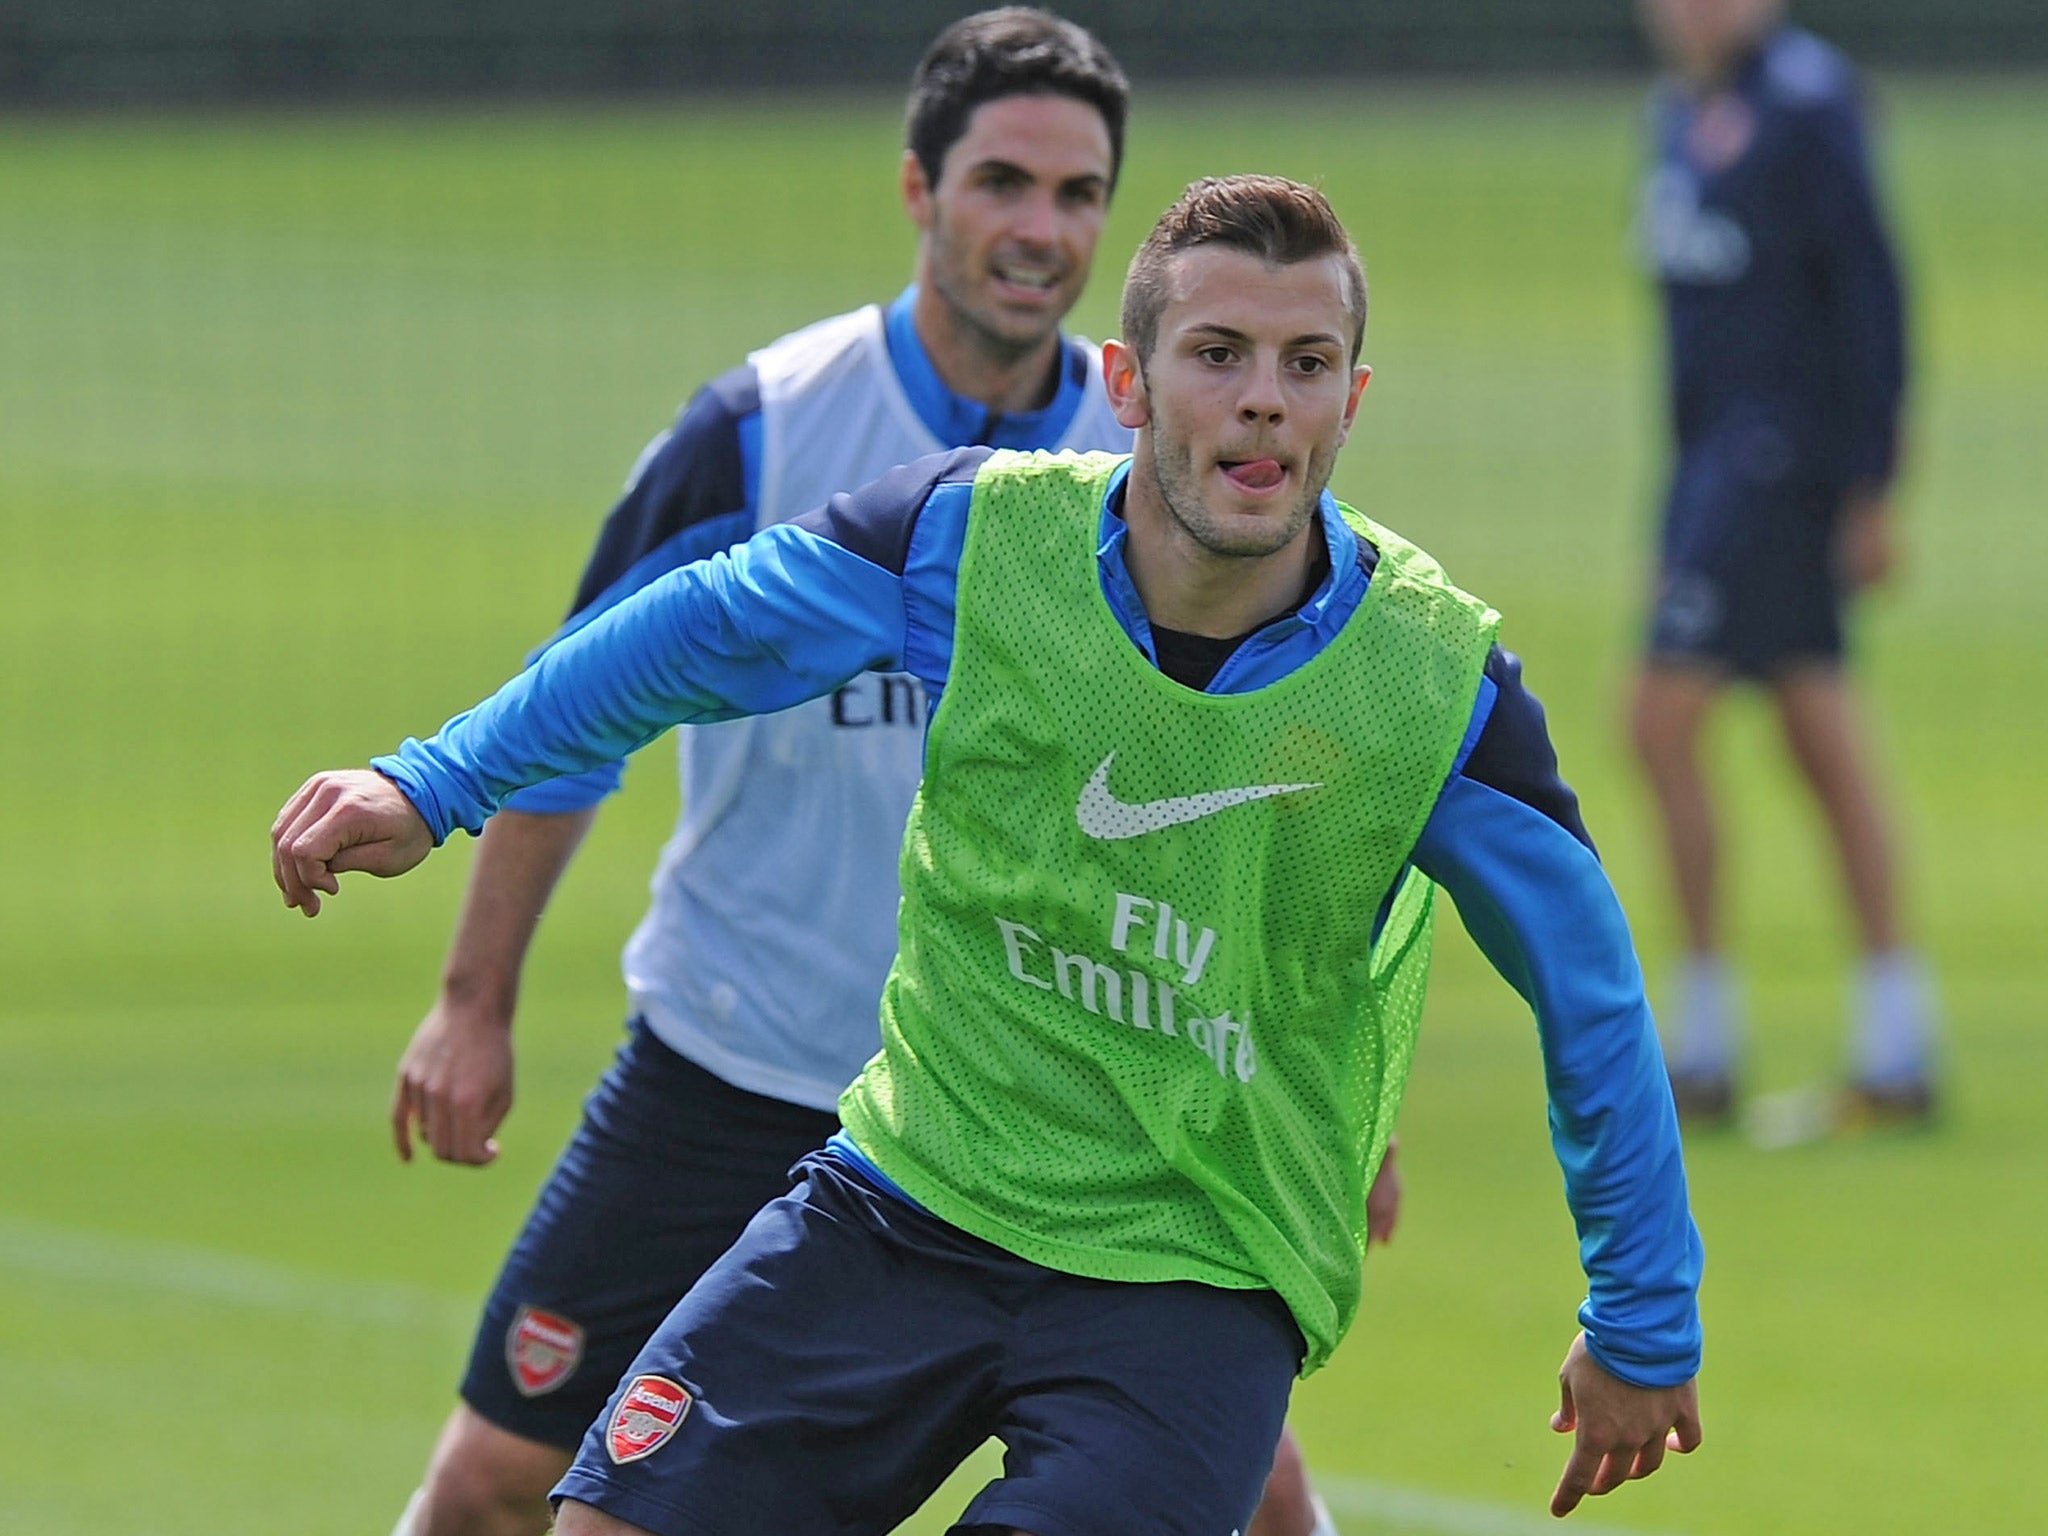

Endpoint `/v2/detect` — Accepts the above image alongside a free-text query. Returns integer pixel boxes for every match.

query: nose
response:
[1237,354,1285,425]
[1011,188,1059,249]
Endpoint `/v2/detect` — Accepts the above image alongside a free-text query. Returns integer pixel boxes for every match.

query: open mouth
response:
[1218,457,1287,492]
[992,261,1061,294]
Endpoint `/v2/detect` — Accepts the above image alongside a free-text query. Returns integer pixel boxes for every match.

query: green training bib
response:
[840,450,1498,1371]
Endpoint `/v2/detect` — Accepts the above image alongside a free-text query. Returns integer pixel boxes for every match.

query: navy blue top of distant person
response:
[1641,26,1906,517]
[374,448,1705,1389]
[503,288,1104,815]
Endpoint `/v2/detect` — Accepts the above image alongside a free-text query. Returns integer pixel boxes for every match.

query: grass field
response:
[2,79,2044,1534]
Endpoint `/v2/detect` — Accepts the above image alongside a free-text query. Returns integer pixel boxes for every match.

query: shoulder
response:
[1456,647,1594,852]
[748,304,885,398]
[789,448,994,576]
[623,361,759,504]
[1759,28,1858,114]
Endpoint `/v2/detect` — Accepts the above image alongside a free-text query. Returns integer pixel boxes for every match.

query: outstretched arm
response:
[391,806,597,1165]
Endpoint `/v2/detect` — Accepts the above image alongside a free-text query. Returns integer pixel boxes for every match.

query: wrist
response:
[438,967,519,1024]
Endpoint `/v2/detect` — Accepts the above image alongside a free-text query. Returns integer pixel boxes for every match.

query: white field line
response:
[0,1213,474,1333]
[1320,1473,1685,1536]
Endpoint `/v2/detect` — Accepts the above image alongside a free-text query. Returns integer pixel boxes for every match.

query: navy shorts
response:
[553,1153,1304,1536]
[1648,464,1848,680]
[459,1019,839,1450]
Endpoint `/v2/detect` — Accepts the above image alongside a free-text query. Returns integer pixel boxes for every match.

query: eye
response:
[1291,355,1330,375]
[1197,345,1235,365]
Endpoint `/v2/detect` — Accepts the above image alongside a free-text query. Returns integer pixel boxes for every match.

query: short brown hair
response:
[1120,176,1367,366]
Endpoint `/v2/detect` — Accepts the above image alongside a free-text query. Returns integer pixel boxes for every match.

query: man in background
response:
[1630,0,1934,1127]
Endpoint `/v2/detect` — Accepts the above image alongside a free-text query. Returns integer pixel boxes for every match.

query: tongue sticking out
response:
[1223,459,1285,491]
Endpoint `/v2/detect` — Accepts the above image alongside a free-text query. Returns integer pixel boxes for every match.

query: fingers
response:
[390,1075,417,1163]
[1670,1395,1705,1455]
[1550,1437,1603,1516]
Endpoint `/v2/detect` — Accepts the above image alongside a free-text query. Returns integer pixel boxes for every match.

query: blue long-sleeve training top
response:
[1642,25,1907,499]
[376,450,1704,1387]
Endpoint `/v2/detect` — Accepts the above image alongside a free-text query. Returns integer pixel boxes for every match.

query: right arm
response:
[395,373,761,1164]
[271,453,984,913]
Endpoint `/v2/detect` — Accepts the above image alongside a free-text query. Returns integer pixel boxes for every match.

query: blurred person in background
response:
[374,9,1352,1536]
[1631,0,1934,1129]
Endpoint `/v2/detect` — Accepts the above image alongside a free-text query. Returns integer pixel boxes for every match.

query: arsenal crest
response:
[607,1374,693,1464]
[506,1304,585,1398]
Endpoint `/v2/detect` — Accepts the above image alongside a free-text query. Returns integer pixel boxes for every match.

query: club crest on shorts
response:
[606,1374,693,1464]
[506,1304,585,1398]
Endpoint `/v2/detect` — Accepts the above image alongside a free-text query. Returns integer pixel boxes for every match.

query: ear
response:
[1333,363,1372,447]
[1103,338,1150,430]
[901,149,933,231]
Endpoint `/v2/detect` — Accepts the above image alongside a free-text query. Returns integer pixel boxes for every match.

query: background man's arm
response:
[392,806,596,1166]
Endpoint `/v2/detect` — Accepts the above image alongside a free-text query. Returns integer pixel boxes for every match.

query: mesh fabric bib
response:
[839,450,1498,1371]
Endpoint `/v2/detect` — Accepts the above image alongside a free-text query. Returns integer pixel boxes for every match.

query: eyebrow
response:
[967,158,1107,192]
[1184,323,1346,351]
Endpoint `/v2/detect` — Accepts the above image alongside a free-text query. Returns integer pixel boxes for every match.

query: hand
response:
[1366,1134,1401,1245]
[1549,1332,1701,1517]
[1834,489,1894,592]
[271,769,434,916]
[392,995,515,1165]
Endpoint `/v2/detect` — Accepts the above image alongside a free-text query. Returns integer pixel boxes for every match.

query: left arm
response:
[1409,649,1703,1509]
[1797,91,1908,586]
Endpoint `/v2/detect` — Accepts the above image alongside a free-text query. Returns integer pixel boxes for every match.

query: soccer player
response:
[1632,0,1935,1127]
[276,175,1704,1535]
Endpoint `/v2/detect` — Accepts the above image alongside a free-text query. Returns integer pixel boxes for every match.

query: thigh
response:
[460,1021,838,1450]
[553,1156,1010,1536]
[958,1277,1303,1536]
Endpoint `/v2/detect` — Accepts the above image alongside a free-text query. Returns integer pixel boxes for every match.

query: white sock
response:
[1853,949,1936,1086]
[1307,1492,1339,1536]
[389,1488,423,1536]
[1666,953,1738,1078]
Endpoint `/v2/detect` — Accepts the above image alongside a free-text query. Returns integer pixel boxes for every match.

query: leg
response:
[1248,1424,1330,1536]
[1770,665,1898,955]
[1770,666,1936,1100]
[553,1502,657,1536]
[422,1023,839,1536]
[553,1158,1004,1536]
[1629,661,1725,958]
[408,1406,569,1536]
[1630,661,1738,1111]
[957,1278,1300,1536]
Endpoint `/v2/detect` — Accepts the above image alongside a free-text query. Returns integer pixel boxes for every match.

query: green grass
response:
[2,79,2044,1534]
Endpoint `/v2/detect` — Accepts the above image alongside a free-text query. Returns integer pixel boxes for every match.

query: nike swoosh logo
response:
[1074,752,1323,840]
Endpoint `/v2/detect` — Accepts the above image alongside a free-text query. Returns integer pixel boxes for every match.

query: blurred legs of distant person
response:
[1631,658,1936,1126]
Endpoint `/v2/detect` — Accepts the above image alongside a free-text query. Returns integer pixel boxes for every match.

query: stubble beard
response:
[927,221,1064,367]
[1144,415,1332,562]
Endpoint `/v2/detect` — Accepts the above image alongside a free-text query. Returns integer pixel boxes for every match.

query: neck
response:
[910,281,1064,416]
[1119,451,1323,640]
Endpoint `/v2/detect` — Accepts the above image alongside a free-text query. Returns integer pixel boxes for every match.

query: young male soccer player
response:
[372,13,1350,1535]
[275,175,1704,1534]
[1632,0,1935,1127]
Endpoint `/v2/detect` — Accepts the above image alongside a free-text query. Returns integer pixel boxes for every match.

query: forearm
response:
[377,522,910,840]
[437,806,599,1018]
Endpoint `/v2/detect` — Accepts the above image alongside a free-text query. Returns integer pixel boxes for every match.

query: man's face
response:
[1639,0,1784,78]
[1108,246,1369,562]
[905,93,1114,357]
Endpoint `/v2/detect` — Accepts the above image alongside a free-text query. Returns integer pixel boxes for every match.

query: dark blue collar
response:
[884,286,1090,451]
